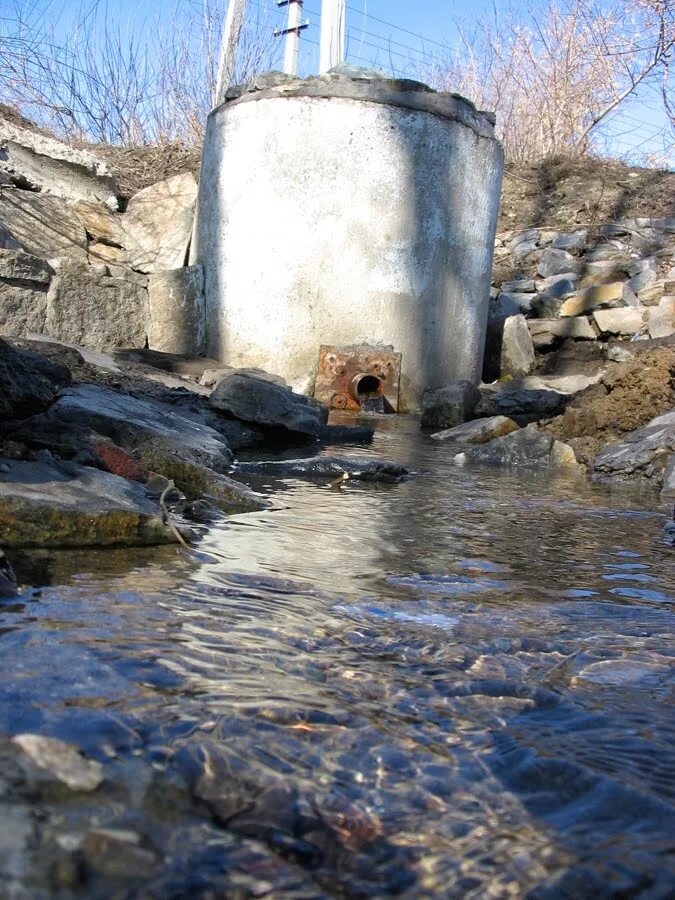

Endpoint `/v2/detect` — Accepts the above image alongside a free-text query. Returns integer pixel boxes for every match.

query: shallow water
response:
[2,415,674,898]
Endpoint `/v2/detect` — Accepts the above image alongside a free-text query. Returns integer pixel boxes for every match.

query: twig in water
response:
[159,479,192,551]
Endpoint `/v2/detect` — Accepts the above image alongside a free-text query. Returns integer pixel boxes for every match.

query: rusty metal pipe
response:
[350,373,383,402]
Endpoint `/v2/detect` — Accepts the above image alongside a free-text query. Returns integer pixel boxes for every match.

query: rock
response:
[420,380,481,429]
[0,459,187,546]
[530,293,565,318]
[147,266,205,356]
[317,423,375,444]
[551,230,587,252]
[593,307,646,336]
[32,383,234,473]
[559,283,625,317]
[122,173,198,273]
[626,256,656,277]
[475,388,567,425]
[626,268,657,295]
[82,830,159,879]
[454,424,579,469]
[210,371,327,437]
[45,261,149,350]
[648,296,675,339]
[0,189,88,262]
[430,415,519,444]
[512,239,539,260]
[528,317,597,349]
[509,228,540,249]
[0,249,53,283]
[637,281,666,305]
[537,248,581,278]
[0,337,69,421]
[501,278,535,293]
[499,315,535,377]
[0,280,49,335]
[593,409,675,482]
[0,117,118,207]
[535,273,578,299]
[584,258,624,278]
[660,454,675,502]
[489,292,536,321]
[0,547,17,597]
[73,200,126,246]
[234,455,410,483]
[87,242,129,268]
[12,734,103,791]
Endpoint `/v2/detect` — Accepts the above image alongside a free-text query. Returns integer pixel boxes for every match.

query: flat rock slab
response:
[453,425,579,470]
[0,459,180,547]
[122,173,197,273]
[210,371,327,437]
[592,409,675,481]
[431,416,519,444]
[0,116,118,207]
[234,455,410,483]
[35,383,233,473]
[528,317,597,349]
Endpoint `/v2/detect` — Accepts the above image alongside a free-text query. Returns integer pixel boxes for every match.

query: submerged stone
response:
[12,734,103,792]
[234,455,410,483]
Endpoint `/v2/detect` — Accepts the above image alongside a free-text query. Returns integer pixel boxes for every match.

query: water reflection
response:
[0,415,673,896]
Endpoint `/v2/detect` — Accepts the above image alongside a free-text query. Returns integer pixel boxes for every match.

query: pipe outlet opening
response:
[352,374,382,398]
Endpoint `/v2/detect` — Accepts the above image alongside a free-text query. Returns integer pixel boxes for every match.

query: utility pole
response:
[319,0,346,72]
[276,0,309,76]
[214,0,247,106]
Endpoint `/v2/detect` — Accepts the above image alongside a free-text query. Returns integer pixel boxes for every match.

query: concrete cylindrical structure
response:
[192,73,504,409]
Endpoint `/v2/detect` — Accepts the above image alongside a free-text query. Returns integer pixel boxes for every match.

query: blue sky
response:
[41,0,674,164]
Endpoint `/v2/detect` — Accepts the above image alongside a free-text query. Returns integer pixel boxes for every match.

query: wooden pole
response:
[319,0,346,72]
[215,0,247,106]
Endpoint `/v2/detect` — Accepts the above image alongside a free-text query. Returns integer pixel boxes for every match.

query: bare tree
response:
[0,0,279,146]
[419,0,674,162]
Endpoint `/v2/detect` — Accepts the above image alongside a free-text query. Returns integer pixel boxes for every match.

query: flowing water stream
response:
[1,415,674,898]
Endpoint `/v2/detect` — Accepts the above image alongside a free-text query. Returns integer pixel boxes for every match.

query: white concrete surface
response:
[193,80,503,409]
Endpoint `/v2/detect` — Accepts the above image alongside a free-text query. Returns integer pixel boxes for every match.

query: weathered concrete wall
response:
[193,74,504,409]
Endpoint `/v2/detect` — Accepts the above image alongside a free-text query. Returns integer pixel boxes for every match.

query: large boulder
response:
[147,266,205,356]
[45,261,149,350]
[592,409,675,483]
[0,458,180,547]
[122,173,198,273]
[453,424,579,469]
[210,371,327,437]
[0,116,119,207]
[420,381,481,430]
[0,337,69,421]
[0,189,88,262]
[593,307,646,337]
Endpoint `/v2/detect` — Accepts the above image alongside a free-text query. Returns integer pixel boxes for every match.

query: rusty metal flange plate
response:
[314,345,402,412]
